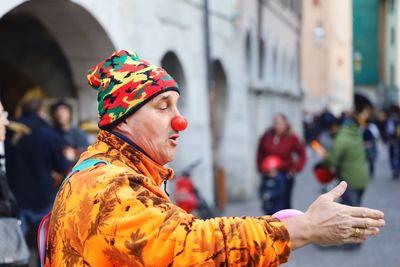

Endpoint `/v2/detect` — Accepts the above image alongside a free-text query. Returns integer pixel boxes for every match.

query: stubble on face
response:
[115,91,181,165]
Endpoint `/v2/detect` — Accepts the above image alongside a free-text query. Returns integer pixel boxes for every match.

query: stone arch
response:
[209,59,228,210]
[211,59,228,147]
[160,51,187,114]
[245,32,253,75]
[0,0,115,120]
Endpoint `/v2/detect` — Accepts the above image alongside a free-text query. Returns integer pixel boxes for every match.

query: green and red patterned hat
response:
[87,50,180,129]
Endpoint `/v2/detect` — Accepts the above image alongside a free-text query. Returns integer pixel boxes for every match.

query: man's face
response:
[120,91,182,165]
[0,102,9,142]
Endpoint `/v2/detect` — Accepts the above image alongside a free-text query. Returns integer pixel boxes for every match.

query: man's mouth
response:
[168,134,180,145]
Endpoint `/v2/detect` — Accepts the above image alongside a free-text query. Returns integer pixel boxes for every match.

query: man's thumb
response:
[323,181,347,201]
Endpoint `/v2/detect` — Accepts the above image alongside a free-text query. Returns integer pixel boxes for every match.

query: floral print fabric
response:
[46,131,291,266]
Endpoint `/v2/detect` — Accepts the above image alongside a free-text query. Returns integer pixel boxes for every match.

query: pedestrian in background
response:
[257,113,306,209]
[362,118,379,178]
[5,97,69,235]
[50,99,89,166]
[258,155,286,215]
[385,106,400,179]
[324,109,369,207]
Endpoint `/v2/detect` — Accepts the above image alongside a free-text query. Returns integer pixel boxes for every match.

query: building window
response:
[259,38,265,79]
[272,47,278,83]
[245,32,253,76]
[391,27,396,45]
[390,64,395,86]
[389,0,395,13]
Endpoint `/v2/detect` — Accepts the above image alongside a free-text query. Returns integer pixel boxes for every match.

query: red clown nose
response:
[171,116,188,132]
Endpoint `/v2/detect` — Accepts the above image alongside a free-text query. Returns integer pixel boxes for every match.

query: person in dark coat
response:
[5,98,69,234]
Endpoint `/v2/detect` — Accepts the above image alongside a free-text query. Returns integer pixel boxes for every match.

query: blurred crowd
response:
[304,106,400,180]
[0,87,93,265]
[256,104,399,248]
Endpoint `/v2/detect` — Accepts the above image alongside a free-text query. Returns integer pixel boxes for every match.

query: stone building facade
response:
[0,0,302,204]
[301,0,353,116]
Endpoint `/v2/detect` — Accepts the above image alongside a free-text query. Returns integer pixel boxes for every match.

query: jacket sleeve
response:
[104,184,291,266]
[291,135,307,173]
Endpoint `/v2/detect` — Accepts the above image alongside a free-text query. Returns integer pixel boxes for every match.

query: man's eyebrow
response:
[154,95,170,103]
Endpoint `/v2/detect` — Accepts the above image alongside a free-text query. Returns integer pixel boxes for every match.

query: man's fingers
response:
[348,206,385,219]
[322,181,347,201]
[351,217,385,229]
[343,236,367,244]
[352,227,381,237]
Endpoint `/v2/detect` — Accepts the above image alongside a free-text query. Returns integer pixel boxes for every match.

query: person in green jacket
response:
[325,112,369,207]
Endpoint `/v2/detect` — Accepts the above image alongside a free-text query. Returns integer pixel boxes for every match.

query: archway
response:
[161,51,187,114]
[209,59,228,211]
[210,60,228,150]
[245,32,253,76]
[0,0,115,120]
[0,14,75,115]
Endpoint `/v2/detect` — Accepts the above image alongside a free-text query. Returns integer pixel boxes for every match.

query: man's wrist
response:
[282,214,312,250]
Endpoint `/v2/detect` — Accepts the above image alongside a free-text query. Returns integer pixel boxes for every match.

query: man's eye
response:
[159,105,168,110]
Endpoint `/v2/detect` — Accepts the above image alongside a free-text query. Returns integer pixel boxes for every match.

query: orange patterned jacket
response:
[45,131,291,266]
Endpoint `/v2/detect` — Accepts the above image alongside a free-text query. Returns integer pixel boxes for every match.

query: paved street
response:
[224,144,400,267]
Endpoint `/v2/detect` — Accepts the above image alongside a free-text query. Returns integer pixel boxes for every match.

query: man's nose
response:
[171,115,188,132]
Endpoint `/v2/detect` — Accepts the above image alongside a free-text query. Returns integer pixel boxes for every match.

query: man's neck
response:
[108,129,153,160]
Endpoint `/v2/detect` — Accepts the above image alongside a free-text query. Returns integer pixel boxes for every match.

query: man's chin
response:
[161,153,177,166]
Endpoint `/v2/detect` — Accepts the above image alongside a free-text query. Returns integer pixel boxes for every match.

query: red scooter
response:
[174,160,215,219]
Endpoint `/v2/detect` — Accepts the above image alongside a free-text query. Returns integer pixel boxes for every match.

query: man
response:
[46,50,384,266]
[5,98,69,234]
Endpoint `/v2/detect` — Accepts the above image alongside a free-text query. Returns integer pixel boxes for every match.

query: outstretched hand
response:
[283,181,385,249]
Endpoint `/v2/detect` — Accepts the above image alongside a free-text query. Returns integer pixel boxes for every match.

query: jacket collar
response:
[97,130,174,187]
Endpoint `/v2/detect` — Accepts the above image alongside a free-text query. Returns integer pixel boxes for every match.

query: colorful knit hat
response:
[87,50,180,129]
